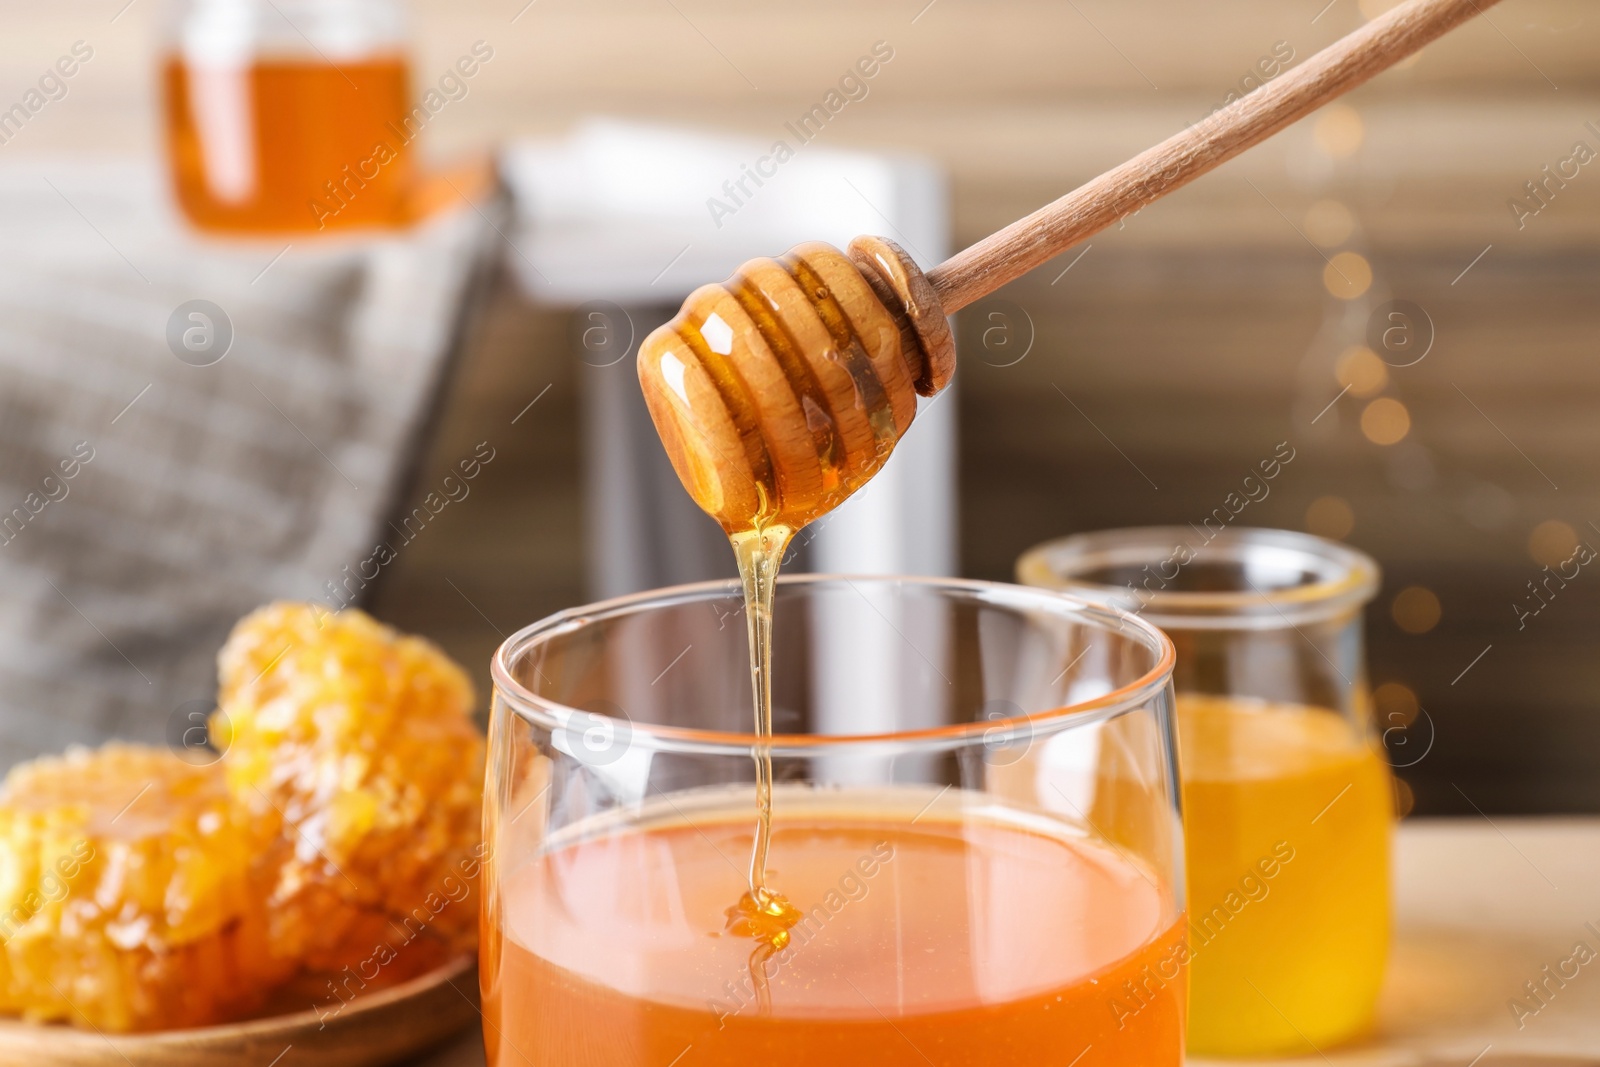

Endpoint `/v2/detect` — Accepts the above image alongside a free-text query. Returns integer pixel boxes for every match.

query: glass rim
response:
[1016,525,1381,630]
[490,573,1176,755]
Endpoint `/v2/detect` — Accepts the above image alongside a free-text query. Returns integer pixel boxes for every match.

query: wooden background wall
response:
[4,0,1598,813]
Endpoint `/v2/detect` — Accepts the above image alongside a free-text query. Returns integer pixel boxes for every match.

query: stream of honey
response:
[481,800,1186,1066]
[704,259,913,991]
[725,523,802,1007]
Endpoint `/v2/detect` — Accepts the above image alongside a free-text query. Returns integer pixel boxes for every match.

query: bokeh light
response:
[1528,519,1580,567]
[1306,495,1355,540]
[1324,251,1373,299]
[1373,681,1419,727]
[1391,586,1441,634]
[1392,776,1416,819]
[1335,345,1388,397]
[1305,199,1355,247]
[1361,397,1410,445]
[1314,105,1365,158]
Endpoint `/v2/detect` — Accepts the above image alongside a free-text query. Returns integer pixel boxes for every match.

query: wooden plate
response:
[0,955,480,1067]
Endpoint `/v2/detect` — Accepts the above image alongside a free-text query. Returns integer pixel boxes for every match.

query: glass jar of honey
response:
[163,0,414,234]
[484,575,1189,1066]
[1019,526,1392,1057]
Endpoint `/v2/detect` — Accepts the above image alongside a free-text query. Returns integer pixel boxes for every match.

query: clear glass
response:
[162,0,414,233]
[1019,527,1392,1056]
[483,575,1186,1067]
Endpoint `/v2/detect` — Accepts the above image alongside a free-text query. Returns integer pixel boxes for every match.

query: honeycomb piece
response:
[215,603,485,963]
[0,744,289,1031]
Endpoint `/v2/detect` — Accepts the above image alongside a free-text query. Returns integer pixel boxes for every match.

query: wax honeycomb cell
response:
[0,603,485,1034]
[0,744,288,1031]
[215,603,486,962]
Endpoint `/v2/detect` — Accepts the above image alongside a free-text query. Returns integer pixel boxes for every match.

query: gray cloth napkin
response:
[0,159,492,768]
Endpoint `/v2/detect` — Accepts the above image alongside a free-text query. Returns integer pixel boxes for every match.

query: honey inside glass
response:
[1019,526,1392,1056]
[485,576,1187,1066]
[163,0,413,234]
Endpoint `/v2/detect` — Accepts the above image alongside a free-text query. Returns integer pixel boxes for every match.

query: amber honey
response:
[163,55,413,233]
[1179,695,1391,1054]
[482,802,1186,1066]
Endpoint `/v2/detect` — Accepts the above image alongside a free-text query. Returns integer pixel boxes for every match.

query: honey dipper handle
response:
[925,0,1503,314]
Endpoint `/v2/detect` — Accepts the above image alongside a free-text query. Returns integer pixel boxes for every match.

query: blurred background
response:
[1,0,1596,816]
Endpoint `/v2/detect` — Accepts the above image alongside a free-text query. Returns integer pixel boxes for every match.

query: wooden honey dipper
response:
[638,0,1501,533]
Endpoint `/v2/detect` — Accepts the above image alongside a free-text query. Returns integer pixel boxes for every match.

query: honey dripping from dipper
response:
[637,237,955,1001]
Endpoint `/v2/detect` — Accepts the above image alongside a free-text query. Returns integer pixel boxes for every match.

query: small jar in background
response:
[163,0,414,234]
[1018,526,1391,1057]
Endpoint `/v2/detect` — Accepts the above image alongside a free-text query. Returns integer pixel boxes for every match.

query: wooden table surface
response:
[414,817,1600,1066]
